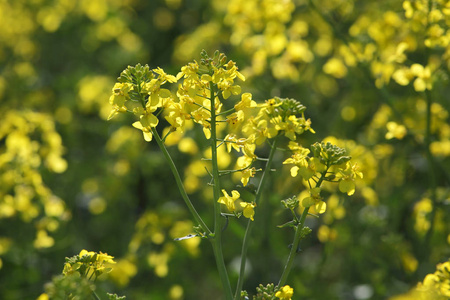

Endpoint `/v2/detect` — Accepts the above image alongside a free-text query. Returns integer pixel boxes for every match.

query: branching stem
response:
[234,136,280,299]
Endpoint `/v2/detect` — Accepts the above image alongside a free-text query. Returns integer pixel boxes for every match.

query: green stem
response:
[234,136,280,299]
[278,169,328,287]
[92,291,101,300]
[152,128,211,236]
[209,81,233,300]
[278,206,310,287]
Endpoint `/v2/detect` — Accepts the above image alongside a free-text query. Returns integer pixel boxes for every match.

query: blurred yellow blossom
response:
[385,122,407,140]
[275,285,294,300]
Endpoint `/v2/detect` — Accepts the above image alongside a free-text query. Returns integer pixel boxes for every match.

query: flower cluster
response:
[392,260,450,299]
[108,63,177,141]
[107,51,360,298]
[0,110,70,253]
[275,285,294,300]
[218,189,256,221]
[63,249,116,280]
[419,260,450,298]
[244,283,294,300]
[283,141,362,213]
[38,249,123,300]
[108,51,321,223]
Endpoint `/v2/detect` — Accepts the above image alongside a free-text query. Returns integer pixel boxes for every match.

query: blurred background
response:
[0,0,449,299]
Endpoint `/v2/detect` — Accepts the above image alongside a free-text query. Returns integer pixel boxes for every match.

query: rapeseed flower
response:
[275,285,294,300]
[132,113,159,142]
[218,190,241,212]
[337,162,363,196]
[302,187,326,214]
[240,202,256,221]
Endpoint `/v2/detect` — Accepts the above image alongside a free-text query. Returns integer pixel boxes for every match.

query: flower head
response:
[275,285,294,300]
[240,202,256,221]
[218,190,240,212]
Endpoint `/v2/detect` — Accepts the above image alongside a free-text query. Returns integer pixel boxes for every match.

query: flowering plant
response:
[102,50,360,299]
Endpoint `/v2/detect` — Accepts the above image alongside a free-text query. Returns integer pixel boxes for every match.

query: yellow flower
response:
[79,249,96,258]
[37,293,49,300]
[224,134,240,153]
[283,147,310,177]
[323,57,347,78]
[241,167,256,187]
[108,82,133,120]
[385,121,407,140]
[165,101,190,133]
[240,202,256,221]
[337,162,363,196]
[226,110,245,127]
[275,285,294,300]
[218,190,240,212]
[176,61,199,81]
[242,117,278,145]
[132,113,159,142]
[302,187,326,214]
[235,93,256,110]
[153,67,177,83]
[97,252,116,264]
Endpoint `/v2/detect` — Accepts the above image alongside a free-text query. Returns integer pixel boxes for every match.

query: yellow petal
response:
[339,179,355,196]
[290,166,299,177]
[315,201,327,214]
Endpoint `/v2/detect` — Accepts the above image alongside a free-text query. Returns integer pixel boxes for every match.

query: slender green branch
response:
[155,108,165,118]
[278,168,328,287]
[92,291,101,300]
[151,128,212,236]
[161,128,172,142]
[192,101,212,112]
[234,136,280,300]
[209,81,234,300]
[218,107,237,116]
[278,206,310,287]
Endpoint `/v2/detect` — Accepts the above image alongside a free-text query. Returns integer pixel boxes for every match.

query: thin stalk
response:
[234,136,280,299]
[278,169,328,287]
[152,128,211,236]
[278,206,310,287]
[92,291,101,300]
[209,81,234,300]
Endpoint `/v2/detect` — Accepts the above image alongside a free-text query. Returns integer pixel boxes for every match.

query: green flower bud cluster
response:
[276,97,306,118]
[116,63,154,103]
[281,195,300,211]
[311,142,351,166]
[200,49,228,71]
[254,283,277,300]
[117,63,152,86]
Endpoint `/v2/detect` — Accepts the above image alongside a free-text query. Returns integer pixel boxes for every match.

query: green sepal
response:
[277,220,298,229]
